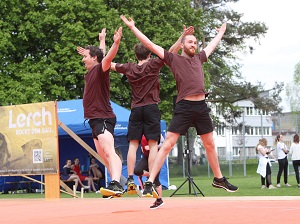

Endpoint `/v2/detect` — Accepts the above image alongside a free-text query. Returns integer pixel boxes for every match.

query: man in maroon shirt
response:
[120,15,238,197]
[81,27,125,196]
[110,26,194,196]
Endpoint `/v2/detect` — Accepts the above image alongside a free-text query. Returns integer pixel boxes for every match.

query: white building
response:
[213,100,273,160]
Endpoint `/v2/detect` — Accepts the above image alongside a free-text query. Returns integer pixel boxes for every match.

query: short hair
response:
[85,45,104,63]
[181,35,196,44]
[294,134,299,143]
[134,43,151,61]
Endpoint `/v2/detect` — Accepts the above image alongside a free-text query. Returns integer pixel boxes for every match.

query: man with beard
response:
[120,15,238,197]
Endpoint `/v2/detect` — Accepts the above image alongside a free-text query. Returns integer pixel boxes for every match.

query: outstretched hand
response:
[182,25,194,36]
[120,15,135,29]
[113,27,123,44]
[215,23,227,33]
[77,46,85,56]
[99,28,106,42]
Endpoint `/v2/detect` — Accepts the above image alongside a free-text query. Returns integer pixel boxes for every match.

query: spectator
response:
[61,159,89,191]
[72,158,96,192]
[275,134,291,187]
[89,157,104,181]
[256,138,276,189]
[289,134,300,188]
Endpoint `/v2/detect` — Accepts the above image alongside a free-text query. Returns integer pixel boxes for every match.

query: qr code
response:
[33,149,43,163]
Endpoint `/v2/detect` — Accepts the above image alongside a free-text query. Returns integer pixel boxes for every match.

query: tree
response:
[286,61,300,112]
[1,0,284,164]
[0,0,119,105]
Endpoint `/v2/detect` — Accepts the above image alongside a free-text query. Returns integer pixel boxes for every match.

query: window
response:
[245,126,254,135]
[255,127,261,136]
[232,147,240,156]
[216,125,225,136]
[217,147,226,159]
[246,107,253,115]
[263,127,270,136]
[232,126,239,135]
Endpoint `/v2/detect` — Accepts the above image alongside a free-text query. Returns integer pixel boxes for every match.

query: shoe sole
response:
[212,182,238,193]
[142,189,159,198]
[127,183,137,195]
[150,202,164,209]
[100,187,124,197]
[142,193,153,198]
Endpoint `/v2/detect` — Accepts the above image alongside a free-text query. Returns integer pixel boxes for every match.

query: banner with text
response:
[0,101,59,175]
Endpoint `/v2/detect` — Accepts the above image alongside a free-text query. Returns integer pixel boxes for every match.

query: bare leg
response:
[156,184,162,199]
[127,140,139,176]
[148,140,158,176]
[73,179,79,190]
[97,130,122,181]
[148,132,180,182]
[200,132,222,178]
[90,177,97,191]
[91,167,103,179]
[94,139,111,176]
[68,175,82,189]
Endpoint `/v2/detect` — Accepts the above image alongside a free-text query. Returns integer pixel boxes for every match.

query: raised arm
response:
[169,25,194,53]
[99,28,106,56]
[120,15,164,59]
[203,23,226,58]
[102,27,122,72]
[76,28,107,57]
[77,46,85,56]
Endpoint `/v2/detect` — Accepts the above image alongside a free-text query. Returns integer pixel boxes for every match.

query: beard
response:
[183,45,196,57]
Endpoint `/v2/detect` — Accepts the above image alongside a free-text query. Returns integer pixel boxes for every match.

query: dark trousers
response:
[277,157,288,184]
[292,160,300,184]
[261,163,272,187]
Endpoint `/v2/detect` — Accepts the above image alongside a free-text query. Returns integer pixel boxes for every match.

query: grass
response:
[1,161,299,199]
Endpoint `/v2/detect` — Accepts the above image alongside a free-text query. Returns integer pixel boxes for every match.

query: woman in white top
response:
[275,134,291,187]
[256,138,276,189]
[289,134,300,188]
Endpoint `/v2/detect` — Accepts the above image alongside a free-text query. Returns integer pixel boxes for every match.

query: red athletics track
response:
[1,196,299,224]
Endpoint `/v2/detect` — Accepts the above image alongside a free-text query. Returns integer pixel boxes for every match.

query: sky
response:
[229,0,300,112]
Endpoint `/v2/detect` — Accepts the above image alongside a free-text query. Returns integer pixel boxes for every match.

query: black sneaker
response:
[142,181,158,198]
[100,180,125,196]
[150,198,164,209]
[212,176,238,192]
[126,177,137,195]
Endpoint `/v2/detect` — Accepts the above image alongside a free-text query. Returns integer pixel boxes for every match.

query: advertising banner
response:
[0,101,59,175]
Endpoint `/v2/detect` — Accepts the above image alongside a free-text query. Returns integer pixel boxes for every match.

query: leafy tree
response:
[286,61,300,111]
[1,0,284,165]
[0,0,120,105]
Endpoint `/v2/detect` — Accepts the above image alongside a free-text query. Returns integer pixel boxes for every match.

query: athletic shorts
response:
[88,117,116,139]
[127,104,161,142]
[134,155,161,187]
[168,100,213,135]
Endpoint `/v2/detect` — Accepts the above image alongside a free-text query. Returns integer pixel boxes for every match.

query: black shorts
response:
[134,155,161,187]
[88,117,116,139]
[168,100,213,135]
[127,104,161,142]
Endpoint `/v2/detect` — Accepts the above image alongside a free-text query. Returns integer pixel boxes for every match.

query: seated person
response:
[89,157,104,180]
[61,159,89,190]
[134,135,164,209]
[72,158,96,192]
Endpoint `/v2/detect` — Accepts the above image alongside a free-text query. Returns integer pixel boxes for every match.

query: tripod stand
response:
[170,132,204,197]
